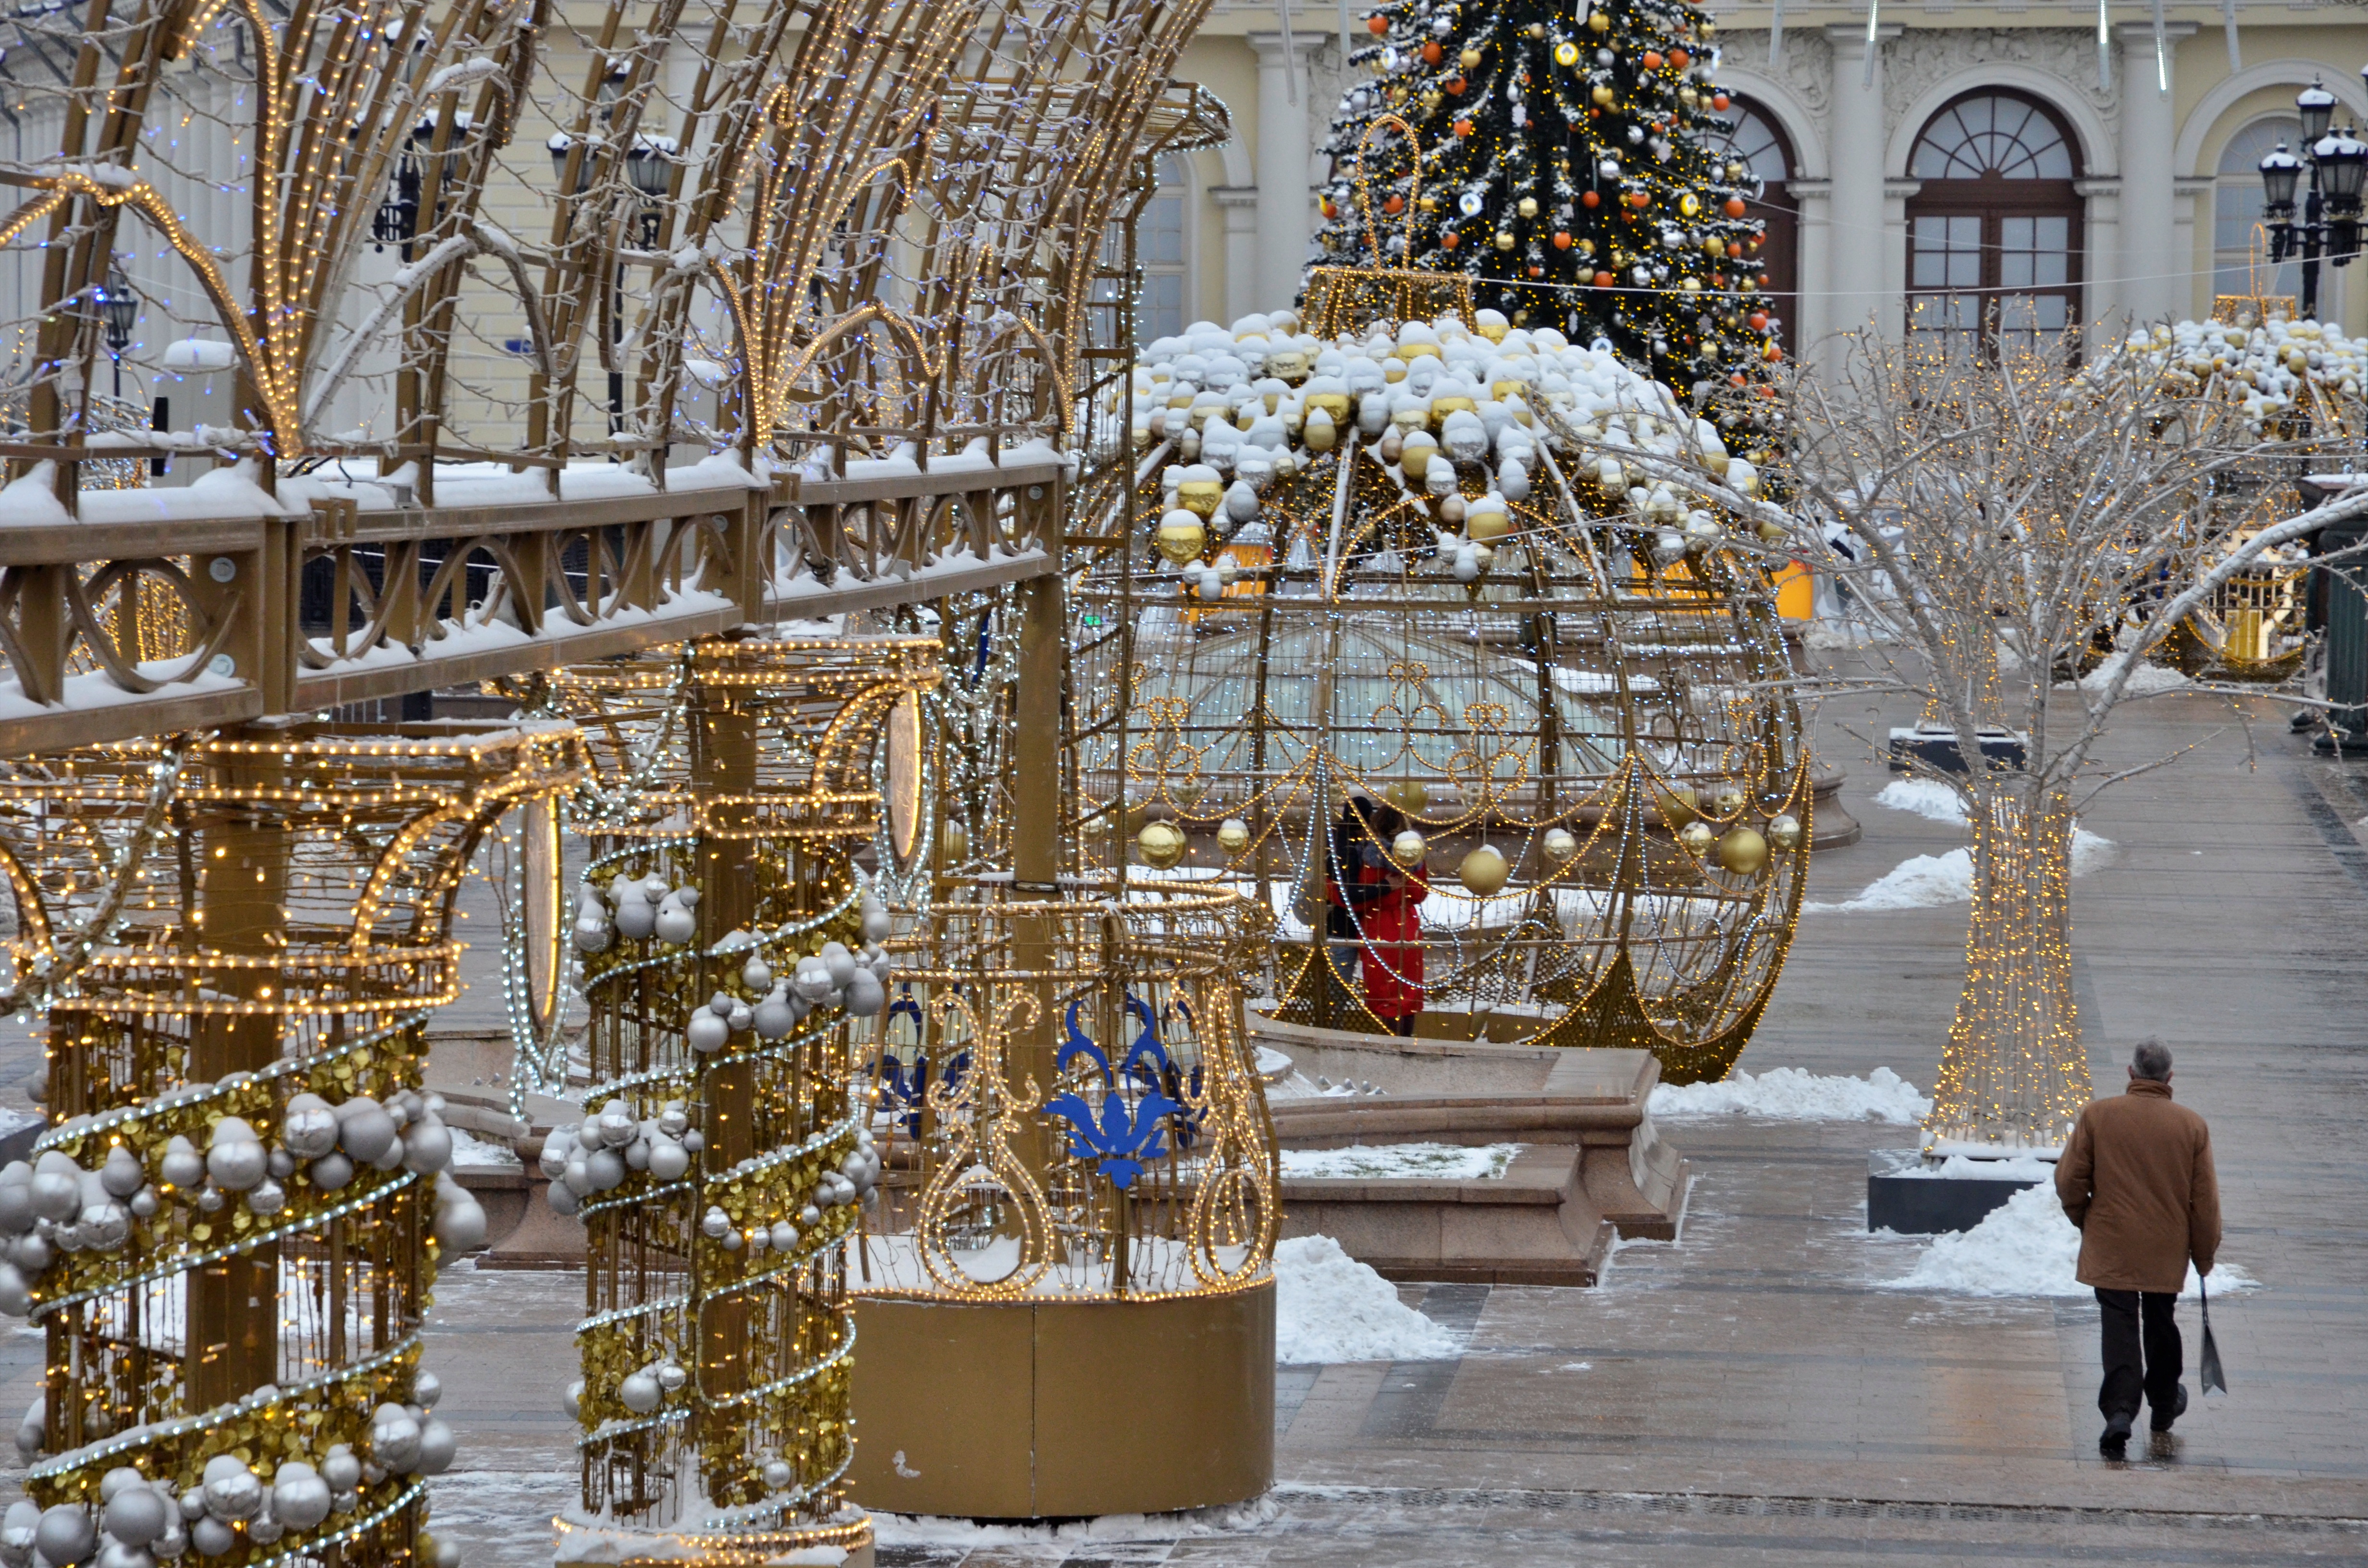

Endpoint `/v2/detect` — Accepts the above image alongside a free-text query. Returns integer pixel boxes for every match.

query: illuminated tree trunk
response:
[1925,788,2093,1150]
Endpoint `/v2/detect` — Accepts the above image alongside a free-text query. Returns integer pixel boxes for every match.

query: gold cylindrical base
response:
[848,1284,1275,1519]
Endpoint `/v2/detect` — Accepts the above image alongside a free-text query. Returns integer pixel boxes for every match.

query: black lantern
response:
[97,268,135,354]
[372,144,421,247]
[2258,78,2368,317]
[2260,141,2302,219]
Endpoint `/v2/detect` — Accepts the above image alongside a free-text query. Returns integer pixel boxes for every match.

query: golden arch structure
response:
[0,0,1247,1555]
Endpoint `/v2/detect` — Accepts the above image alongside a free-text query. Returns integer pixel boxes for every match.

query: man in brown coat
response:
[2056,1038,2222,1458]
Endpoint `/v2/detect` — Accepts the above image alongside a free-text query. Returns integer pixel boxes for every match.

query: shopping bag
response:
[2199,1275,2228,1395]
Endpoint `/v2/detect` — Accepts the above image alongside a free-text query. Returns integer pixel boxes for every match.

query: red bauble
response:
[1748,310,1768,330]
[1553,230,1573,248]
[1453,117,1474,136]
[1726,241,1743,258]
[1581,190,1600,208]
[1421,38,1442,62]
[1762,343,1783,364]
[1593,270,1615,287]
[1628,191,1650,209]
[1366,12,1388,32]
[1444,74,1466,94]
[1712,92,1730,110]
[1383,194,1405,214]
[1321,198,1338,219]
[1441,230,1461,248]
[1527,264,1545,277]
[1641,49,1663,69]
[1728,373,1747,387]
[1669,47,1690,66]
[1723,196,1746,218]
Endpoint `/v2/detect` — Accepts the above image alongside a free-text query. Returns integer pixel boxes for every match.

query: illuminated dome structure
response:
[1072,273,1809,1082]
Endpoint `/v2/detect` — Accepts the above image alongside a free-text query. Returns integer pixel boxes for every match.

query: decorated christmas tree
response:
[1312,0,1783,397]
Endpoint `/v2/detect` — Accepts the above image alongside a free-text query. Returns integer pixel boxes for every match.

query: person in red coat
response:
[1335,803,1428,1036]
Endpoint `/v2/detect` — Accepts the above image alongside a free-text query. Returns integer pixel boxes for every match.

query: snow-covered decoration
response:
[2117,316,2367,431]
[0,727,582,1568]
[525,636,938,1562]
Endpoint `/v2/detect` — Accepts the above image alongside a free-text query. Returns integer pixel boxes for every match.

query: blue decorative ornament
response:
[1042,1088,1181,1190]
[1058,999,1112,1082]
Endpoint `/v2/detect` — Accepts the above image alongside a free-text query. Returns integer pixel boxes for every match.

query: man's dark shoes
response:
[2150,1384,2187,1433]
[2099,1413,2134,1458]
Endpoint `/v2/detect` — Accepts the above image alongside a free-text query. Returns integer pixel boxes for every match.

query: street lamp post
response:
[547,116,672,447]
[2259,74,2368,320]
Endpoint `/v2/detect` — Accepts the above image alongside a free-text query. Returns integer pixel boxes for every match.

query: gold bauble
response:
[1526,21,1545,37]
[1587,10,1610,31]
[1305,391,1351,424]
[1304,414,1339,453]
[1217,817,1252,854]
[1156,513,1208,564]
[1542,826,1579,861]
[1713,787,1747,816]
[1467,507,1510,544]
[1430,394,1478,420]
[1459,844,1510,896]
[1657,781,1699,829]
[1677,820,1715,854]
[1383,778,1429,814]
[1715,826,1769,875]
[1767,813,1803,852]
[1137,820,1187,869]
[1397,341,1443,359]
[1175,479,1223,518]
[1391,829,1428,866]
[1591,83,1615,107]
[1459,46,1482,69]
[1518,196,1539,219]
[1757,518,1788,544]
[1702,233,1725,256]
[1554,40,1580,65]
[1678,192,1701,218]
[1267,348,1311,383]
[1493,231,1514,251]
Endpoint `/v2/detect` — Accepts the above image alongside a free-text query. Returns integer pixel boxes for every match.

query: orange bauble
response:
[1593,270,1614,287]
[1712,92,1730,110]
[1453,117,1474,136]
[1669,47,1690,66]
[1321,197,1338,218]
[1641,49,1663,68]
[1748,310,1768,330]
[1441,230,1460,248]
[1628,191,1650,209]
[1366,12,1388,32]
[1527,264,1545,277]
[1444,74,1466,94]
[1728,372,1747,387]
[1723,196,1746,218]
[1580,190,1600,208]
[1762,343,1783,363]
[1726,241,1742,258]
[1421,38,1442,62]
[1383,193,1405,214]
[1553,230,1573,247]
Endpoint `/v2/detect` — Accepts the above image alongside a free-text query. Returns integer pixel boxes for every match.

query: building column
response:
[1825,23,1900,351]
[1209,186,1263,324]
[2077,178,2123,349]
[1247,31,1325,311]
[2174,175,2217,322]
[2116,22,2198,329]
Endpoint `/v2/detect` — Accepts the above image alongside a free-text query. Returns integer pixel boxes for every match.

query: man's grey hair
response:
[2131,1038,2173,1081]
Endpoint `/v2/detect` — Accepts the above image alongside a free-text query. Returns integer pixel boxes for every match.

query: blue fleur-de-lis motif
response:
[888,983,923,1030]
[1121,992,1170,1085]
[875,1053,928,1133]
[1042,1088,1181,1190]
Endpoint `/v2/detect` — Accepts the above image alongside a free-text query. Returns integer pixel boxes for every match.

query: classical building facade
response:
[1167,5,2368,350]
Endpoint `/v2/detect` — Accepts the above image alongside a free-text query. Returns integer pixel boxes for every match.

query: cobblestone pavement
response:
[1,687,2365,1565]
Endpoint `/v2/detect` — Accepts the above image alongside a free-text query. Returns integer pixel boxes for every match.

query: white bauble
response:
[309,1152,355,1191]
[186,1516,235,1558]
[844,970,885,1018]
[402,1115,454,1175]
[334,1099,398,1166]
[200,1456,261,1521]
[618,1372,662,1415]
[414,1418,456,1476]
[35,1504,93,1565]
[99,1147,144,1200]
[653,894,696,945]
[369,1405,422,1472]
[156,1139,204,1194]
[101,1484,168,1547]
[270,1466,330,1532]
[752,986,795,1040]
[687,1012,730,1053]
[319,1447,362,1493]
[647,1140,690,1181]
[281,1096,339,1159]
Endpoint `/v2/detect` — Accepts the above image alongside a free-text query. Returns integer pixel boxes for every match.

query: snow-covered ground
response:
[1877,1181,2257,1298]
[1278,1143,1517,1181]
[1648,1066,1931,1124]
[1273,1235,1460,1363]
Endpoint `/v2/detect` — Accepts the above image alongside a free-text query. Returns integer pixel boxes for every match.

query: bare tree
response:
[1540,327,2368,1152]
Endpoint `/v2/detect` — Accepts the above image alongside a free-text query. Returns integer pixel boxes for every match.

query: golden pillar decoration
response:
[0,723,586,1566]
[533,636,938,1567]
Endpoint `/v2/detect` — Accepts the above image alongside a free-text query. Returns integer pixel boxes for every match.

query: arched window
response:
[1708,102,1798,352]
[1907,91,2084,351]
[2214,116,2305,309]
[1137,155,1191,343]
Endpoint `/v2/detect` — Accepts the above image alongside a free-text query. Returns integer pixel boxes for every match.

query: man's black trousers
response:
[2095,1287,2182,1426]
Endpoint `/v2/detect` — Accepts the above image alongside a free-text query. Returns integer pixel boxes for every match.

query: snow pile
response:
[1874,777,1967,824]
[874,1494,1282,1548]
[448,1127,523,1171]
[1267,1072,1361,1101]
[1880,1180,2258,1298]
[1809,831,2114,912]
[1891,1153,2059,1182]
[1649,1065,1930,1124]
[1273,1235,1460,1363]
[2079,650,2192,696]
[1279,1142,1517,1181]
